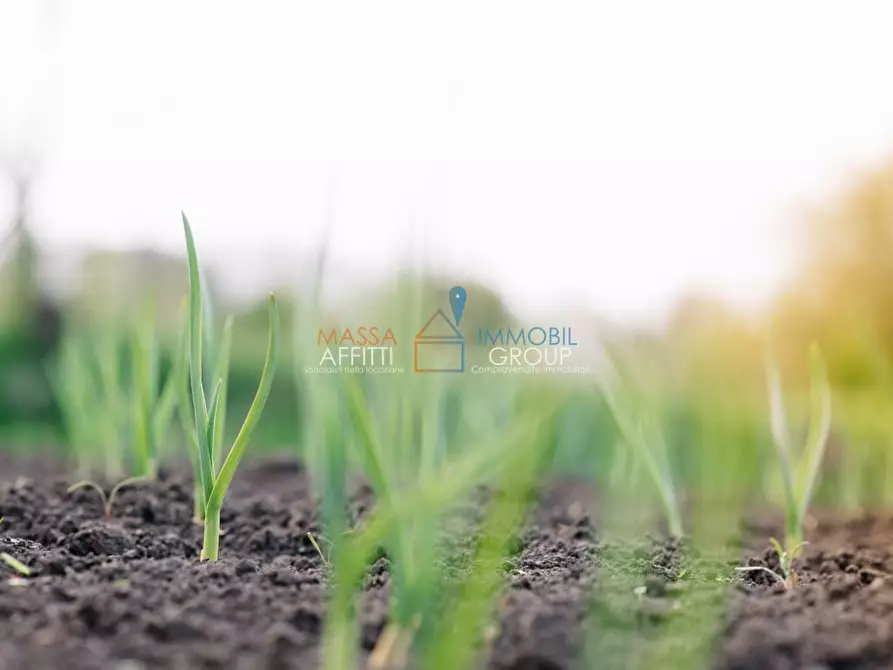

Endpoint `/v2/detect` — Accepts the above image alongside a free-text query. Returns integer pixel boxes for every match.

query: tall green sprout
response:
[171,305,207,523]
[342,281,555,669]
[594,346,684,538]
[181,212,279,560]
[48,326,103,475]
[345,370,441,670]
[342,277,447,669]
[324,401,545,670]
[130,299,178,479]
[96,328,127,477]
[422,389,560,670]
[293,226,350,545]
[747,343,831,587]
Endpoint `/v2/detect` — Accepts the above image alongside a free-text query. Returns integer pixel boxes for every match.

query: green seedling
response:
[307,533,334,568]
[346,372,552,670]
[422,391,560,670]
[293,220,352,571]
[130,299,179,479]
[48,324,126,479]
[342,278,563,670]
[736,537,807,589]
[49,303,179,481]
[344,370,434,670]
[172,304,236,525]
[1,552,31,577]
[765,342,831,572]
[182,212,279,561]
[324,412,545,670]
[594,346,684,538]
[340,277,458,669]
[67,476,148,519]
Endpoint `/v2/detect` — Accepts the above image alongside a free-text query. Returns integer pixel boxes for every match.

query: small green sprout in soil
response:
[67,476,148,520]
[757,342,831,583]
[1,552,31,577]
[307,532,333,568]
[737,537,807,589]
[182,212,279,561]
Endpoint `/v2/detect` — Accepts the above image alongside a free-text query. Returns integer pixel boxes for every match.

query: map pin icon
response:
[449,286,467,326]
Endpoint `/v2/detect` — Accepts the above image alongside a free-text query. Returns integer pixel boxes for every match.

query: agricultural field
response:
[8,3,893,667]
[2,206,893,670]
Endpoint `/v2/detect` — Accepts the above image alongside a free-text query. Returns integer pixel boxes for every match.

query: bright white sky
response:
[3,1,893,323]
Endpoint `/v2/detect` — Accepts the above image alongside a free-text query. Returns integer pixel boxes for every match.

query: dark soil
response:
[719,511,893,670]
[0,454,890,670]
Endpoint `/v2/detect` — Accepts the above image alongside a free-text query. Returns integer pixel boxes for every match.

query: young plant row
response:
[49,301,179,481]
[595,340,832,589]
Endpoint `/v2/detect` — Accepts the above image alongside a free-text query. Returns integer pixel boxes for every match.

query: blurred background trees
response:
[773,161,893,389]
[0,158,60,434]
[661,156,893,396]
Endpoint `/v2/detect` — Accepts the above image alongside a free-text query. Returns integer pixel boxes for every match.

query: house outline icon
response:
[414,308,465,373]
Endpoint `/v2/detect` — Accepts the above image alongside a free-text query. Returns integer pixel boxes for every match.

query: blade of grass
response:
[344,373,391,504]
[131,301,157,478]
[172,302,205,521]
[202,294,279,560]
[1,552,31,577]
[152,365,179,457]
[96,327,126,480]
[182,212,214,504]
[424,395,560,670]
[595,349,683,537]
[211,315,234,469]
[207,295,279,507]
[766,353,798,544]
[795,344,832,539]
